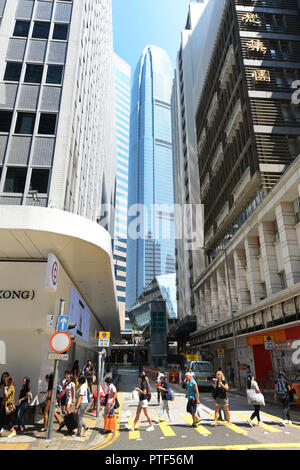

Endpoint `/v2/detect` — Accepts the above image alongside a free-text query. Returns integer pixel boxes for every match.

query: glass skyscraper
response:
[126,45,175,309]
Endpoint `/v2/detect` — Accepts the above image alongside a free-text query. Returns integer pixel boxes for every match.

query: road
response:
[91,367,300,451]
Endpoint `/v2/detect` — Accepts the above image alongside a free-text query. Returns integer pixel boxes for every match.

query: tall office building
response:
[0,0,119,396]
[113,54,131,331]
[126,45,176,309]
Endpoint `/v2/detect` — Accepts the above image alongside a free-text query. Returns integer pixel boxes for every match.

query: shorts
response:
[138,399,149,409]
[66,397,73,406]
[187,398,197,416]
[215,397,229,406]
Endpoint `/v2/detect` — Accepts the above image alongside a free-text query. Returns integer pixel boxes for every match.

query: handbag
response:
[104,408,116,431]
[247,388,265,406]
[114,397,120,409]
[5,404,16,415]
[132,390,139,401]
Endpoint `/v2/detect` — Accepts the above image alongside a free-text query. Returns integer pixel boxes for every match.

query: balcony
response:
[200,172,210,200]
[232,167,251,203]
[216,201,230,228]
[197,128,206,155]
[206,92,218,127]
[225,99,243,143]
[219,44,235,90]
[211,142,224,176]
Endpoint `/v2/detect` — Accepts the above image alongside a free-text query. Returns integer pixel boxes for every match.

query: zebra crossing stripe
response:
[261,412,300,429]
[128,417,140,439]
[181,414,212,435]
[234,412,281,433]
[155,417,176,437]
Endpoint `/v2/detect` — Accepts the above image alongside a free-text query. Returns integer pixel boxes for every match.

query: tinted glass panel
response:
[15,113,36,134]
[24,64,43,84]
[0,111,13,132]
[30,169,50,193]
[13,21,30,37]
[4,167,27,193]
[46,65,63,84]
[32,22,50,39]
[38,114,57,135]
[4,62,22,82]
[52,24,68,40]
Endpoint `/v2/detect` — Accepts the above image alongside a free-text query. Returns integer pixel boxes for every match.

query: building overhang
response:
[169,315,197,339]
[0,206,120,339]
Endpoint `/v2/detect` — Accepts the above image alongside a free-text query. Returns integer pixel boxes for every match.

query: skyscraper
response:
[113,54,131,331]
[126,45,175,309]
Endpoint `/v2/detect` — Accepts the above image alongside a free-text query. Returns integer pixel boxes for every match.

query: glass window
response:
[13,21,30,37]
[32,21,50,39]
[4,62,22,82]
[15,113,36,134]
[30,169,50,193]
[4,167,27,193]
[38,113,57,135]
[0,111,13,132]
[193,363,213,373]
[46,65,63,84]
[24,64,43,84]
[52,23,68,40]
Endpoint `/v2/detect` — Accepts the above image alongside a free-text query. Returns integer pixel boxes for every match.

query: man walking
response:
[274,371,292,426]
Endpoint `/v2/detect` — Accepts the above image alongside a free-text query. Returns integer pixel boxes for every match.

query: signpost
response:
[96,332,110,418]
[264,335,275,350]
[57,315,69,332]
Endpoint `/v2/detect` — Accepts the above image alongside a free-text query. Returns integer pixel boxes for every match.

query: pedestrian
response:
[63,372,76,415]
[246,374,264,427]
[155,376,172,423]
[211,369,231,426]
[127,374,154,432]
[17,377,31,433]
[59,370,70,415]
[155,371,164,404]
[185,372,200,428]
[103,377,118,433]
[71,360,80,385]
[141,370,151,401]
[3,376,17,438]
[274,371,292,426]
[82,360,95,394]
[0,372,9,435]
[41,373,62,431]
[226,363,234,386]
[72,376,90,438]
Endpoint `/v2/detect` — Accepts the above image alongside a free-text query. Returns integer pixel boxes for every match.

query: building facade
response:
[188,0,300,387]
[126,45,176,309]
[0,0,118,397]
[113,54,131,332]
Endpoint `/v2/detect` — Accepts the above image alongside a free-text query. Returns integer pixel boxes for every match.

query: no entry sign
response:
[50,331,71,354]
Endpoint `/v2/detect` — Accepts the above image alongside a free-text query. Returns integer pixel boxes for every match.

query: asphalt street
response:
[96,368,300,451]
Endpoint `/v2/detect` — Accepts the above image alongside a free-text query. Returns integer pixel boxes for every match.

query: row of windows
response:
[4,62,63,84]
[13,20,69,40]
[0,111,57,135]
[0,167,50,194]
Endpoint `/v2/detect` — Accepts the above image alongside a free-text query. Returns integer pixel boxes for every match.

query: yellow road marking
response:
[234,412,281,433]
[155,417,176,437]
[261,412,300,429]
[0,443,29,451]
[205,411,245,434]
[181,414,211,435]
[162,443,300,451]
[128,417,140,439]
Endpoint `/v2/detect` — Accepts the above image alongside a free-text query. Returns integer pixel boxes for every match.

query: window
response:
[4,62,22,82]
[30,169,50,193]
[46,65,63,84]
[15,113,36,134]
[4,167,27,193]
[13,21,30,37]
[38,113,57,135]
[293,197,300,224]
[0,111,13,132]
[52,23,68,40]
[24,64,43,84]
[32,21,50,39]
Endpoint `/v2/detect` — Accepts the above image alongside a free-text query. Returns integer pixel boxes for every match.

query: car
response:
[183,361,214,391]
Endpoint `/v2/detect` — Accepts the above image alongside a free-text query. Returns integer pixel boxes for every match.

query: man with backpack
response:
[155,376,173,423]
[274,371,292,426]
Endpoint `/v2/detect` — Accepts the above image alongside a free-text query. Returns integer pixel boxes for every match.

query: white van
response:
[185,361,214,390]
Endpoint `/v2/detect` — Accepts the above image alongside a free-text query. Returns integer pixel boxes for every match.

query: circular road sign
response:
[50,332,71,354]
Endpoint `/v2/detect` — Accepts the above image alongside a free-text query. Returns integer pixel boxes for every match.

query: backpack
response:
[276,379,288,399]
[166,387,174,401]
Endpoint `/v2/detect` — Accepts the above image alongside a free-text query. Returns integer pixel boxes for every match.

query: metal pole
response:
[46,299,65,441]
[96,349,102,418]
[224,248,241,388]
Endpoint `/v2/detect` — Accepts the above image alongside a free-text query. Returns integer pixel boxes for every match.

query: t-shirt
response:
[107,383,117,404]
[4,386,15,405]
[187,379,198,400]
[77,382,88,404]
[65,381,75,400]
[139,381,148,401]
[215,380,228,398]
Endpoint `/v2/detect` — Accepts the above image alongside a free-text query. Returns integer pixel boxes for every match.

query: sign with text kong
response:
[45,253,59,292]
[98,331,110,348]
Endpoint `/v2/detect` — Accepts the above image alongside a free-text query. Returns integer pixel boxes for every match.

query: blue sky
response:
[112,0,191,77]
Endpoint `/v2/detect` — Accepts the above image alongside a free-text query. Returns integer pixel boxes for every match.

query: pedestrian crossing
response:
[123,410,300,440]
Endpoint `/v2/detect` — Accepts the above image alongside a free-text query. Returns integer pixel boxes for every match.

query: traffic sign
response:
[264,335,275,350]
[98,331,110,348]
[99,331,110,339]
[50,331,71,354]
[217,348,224,358]
[57,315,69,332]
[48,353,69,361]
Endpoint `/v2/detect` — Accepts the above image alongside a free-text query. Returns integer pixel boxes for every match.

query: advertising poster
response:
[68,285,91,343]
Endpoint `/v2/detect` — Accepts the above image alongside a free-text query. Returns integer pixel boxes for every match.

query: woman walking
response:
[246,374,264,427]
[3,377,17,438]
[185,372,200,428]
[17,377,31,432]
[82,360,95,394]
[63,372,76,415]
[0,372,10,435]
[211,370,231,426]
[72,376,90,438]
[41,374,62,432]
[155,376,172,423]
[127,374,154,432]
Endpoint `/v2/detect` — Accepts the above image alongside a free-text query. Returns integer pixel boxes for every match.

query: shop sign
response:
[0,290,35,300]
[45,253,59,292]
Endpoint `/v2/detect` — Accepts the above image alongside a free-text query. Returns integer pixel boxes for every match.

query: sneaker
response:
[82,427,89,437]
[280,420,287,427]
[192,423,198,428]
[155,419,160,424]
[146,426,154,431]
[126,425,134,431]
[7,431,16,439]
[288,420,293,425]
[247,420,253,427]
[72,434,81,439]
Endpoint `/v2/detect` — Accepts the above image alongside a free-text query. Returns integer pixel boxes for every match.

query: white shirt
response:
[77,383,88,404]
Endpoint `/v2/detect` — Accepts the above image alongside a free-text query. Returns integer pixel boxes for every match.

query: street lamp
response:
[200,242,241,388]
